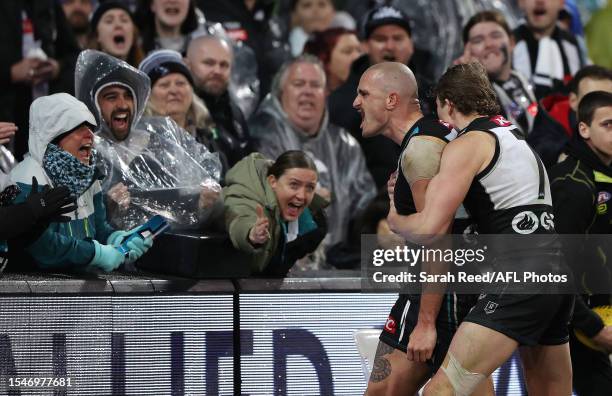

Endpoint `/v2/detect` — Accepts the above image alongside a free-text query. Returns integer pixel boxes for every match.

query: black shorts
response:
[379,293,478,373]
[464,292,575,346]
[464,252,575,346]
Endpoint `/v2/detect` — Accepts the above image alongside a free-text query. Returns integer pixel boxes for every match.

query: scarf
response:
[42,144,96,198]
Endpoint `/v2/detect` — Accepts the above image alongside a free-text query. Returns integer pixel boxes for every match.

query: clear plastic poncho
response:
[75,50,222,230]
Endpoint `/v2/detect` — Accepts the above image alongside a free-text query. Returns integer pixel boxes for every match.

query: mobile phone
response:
[117,215,170,256]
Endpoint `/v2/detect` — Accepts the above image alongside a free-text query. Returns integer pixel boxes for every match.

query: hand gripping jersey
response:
[461,116,555,235]
[394,116,458,215]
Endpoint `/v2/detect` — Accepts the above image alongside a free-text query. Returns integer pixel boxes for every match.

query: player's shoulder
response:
[412,115,457,142]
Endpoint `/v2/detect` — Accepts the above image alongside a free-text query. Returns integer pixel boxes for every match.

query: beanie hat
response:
[138,49,194,87]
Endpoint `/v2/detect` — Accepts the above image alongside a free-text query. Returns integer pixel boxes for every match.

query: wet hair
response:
[434,62,500,116]
[267,150,318,178]
[462,10,512,44]
[578,91,612,126]
[568,65,612,94]
[303,27,357,67]
[270,54,326,99]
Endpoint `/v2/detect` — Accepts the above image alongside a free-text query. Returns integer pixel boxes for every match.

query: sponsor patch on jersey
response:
[511,211,539,234]
[384,316,397,334]
[540,212,555,231]
[490,115,512,127]
[597,203,607,215]
[597,191,611,205]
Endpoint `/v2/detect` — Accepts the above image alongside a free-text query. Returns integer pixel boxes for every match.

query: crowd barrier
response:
[0,273,529,395]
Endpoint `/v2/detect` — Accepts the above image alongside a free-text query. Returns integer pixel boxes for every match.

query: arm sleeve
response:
[26,225,96,269]
[0,203,37,240]
[223,185,270,255]
[93,190,116,244]
[12,183,95,269]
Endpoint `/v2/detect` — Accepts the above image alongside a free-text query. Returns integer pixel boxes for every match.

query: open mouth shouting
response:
[284,201,305,220]
[113,33,126,46]
[110,110,131,135]
[78,142,93,163]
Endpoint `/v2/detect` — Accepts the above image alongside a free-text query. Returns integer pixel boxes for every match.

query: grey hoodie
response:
[250,94,376,248]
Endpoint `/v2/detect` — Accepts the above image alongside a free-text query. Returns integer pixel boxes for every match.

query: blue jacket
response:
[11,158,114,269]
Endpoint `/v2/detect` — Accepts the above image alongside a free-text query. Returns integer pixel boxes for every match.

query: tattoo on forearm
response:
[369,342,394,382]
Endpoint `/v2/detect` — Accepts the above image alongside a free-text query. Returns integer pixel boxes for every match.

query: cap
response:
[138,49,194,87]
[362,5,412,40]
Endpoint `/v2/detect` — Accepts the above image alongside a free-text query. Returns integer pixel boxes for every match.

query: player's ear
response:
[445,99,454,115]
[386,92,399,109]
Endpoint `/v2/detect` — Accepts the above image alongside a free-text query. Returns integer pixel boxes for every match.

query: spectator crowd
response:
[0,1,611,393]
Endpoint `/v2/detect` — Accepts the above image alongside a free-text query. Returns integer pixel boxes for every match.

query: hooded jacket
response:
[9,93,115,269]
[249,94,376,248]
[74,50,222,230]
[549,136,612,338]
[223,153,328,274]
[527,94,576,168]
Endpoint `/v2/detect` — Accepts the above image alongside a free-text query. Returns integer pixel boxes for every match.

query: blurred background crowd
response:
[0,0,611,276]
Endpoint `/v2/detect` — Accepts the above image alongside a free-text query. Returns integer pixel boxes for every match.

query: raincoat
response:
[250,94,376,248]
[74,50,222,229]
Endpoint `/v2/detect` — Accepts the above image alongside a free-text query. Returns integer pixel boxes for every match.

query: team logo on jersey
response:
[540,212,555,231]
[384,316,397,334]
[511,211,539,234]
[598,191,611,204]
[490,115,512,127]
[484,301,499,314]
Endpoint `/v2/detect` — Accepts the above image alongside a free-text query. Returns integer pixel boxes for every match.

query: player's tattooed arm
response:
[369,341,394,382]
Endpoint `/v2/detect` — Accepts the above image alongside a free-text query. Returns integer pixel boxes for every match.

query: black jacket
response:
[327,51,435,189]
[527,94,576,169]
[198,89,254,168]
[549,137,612,338]
[0,0,80,159]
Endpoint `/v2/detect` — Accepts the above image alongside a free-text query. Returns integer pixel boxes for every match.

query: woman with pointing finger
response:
[223,151,328,276]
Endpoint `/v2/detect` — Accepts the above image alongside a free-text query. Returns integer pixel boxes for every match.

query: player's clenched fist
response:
[248,204,270,246]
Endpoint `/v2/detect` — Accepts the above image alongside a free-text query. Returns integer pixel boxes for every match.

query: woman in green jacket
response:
[224,151,328,276]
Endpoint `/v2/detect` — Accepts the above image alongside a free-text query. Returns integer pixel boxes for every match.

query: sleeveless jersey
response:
[394,116,457,215]
[461,116,555,234]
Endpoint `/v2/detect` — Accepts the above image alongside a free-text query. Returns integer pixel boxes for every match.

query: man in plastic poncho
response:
[9,93,153,272]
[249,54,376,265]
[74,50,223,230]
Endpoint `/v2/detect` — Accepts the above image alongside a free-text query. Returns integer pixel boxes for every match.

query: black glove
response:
[24,177,76,223]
